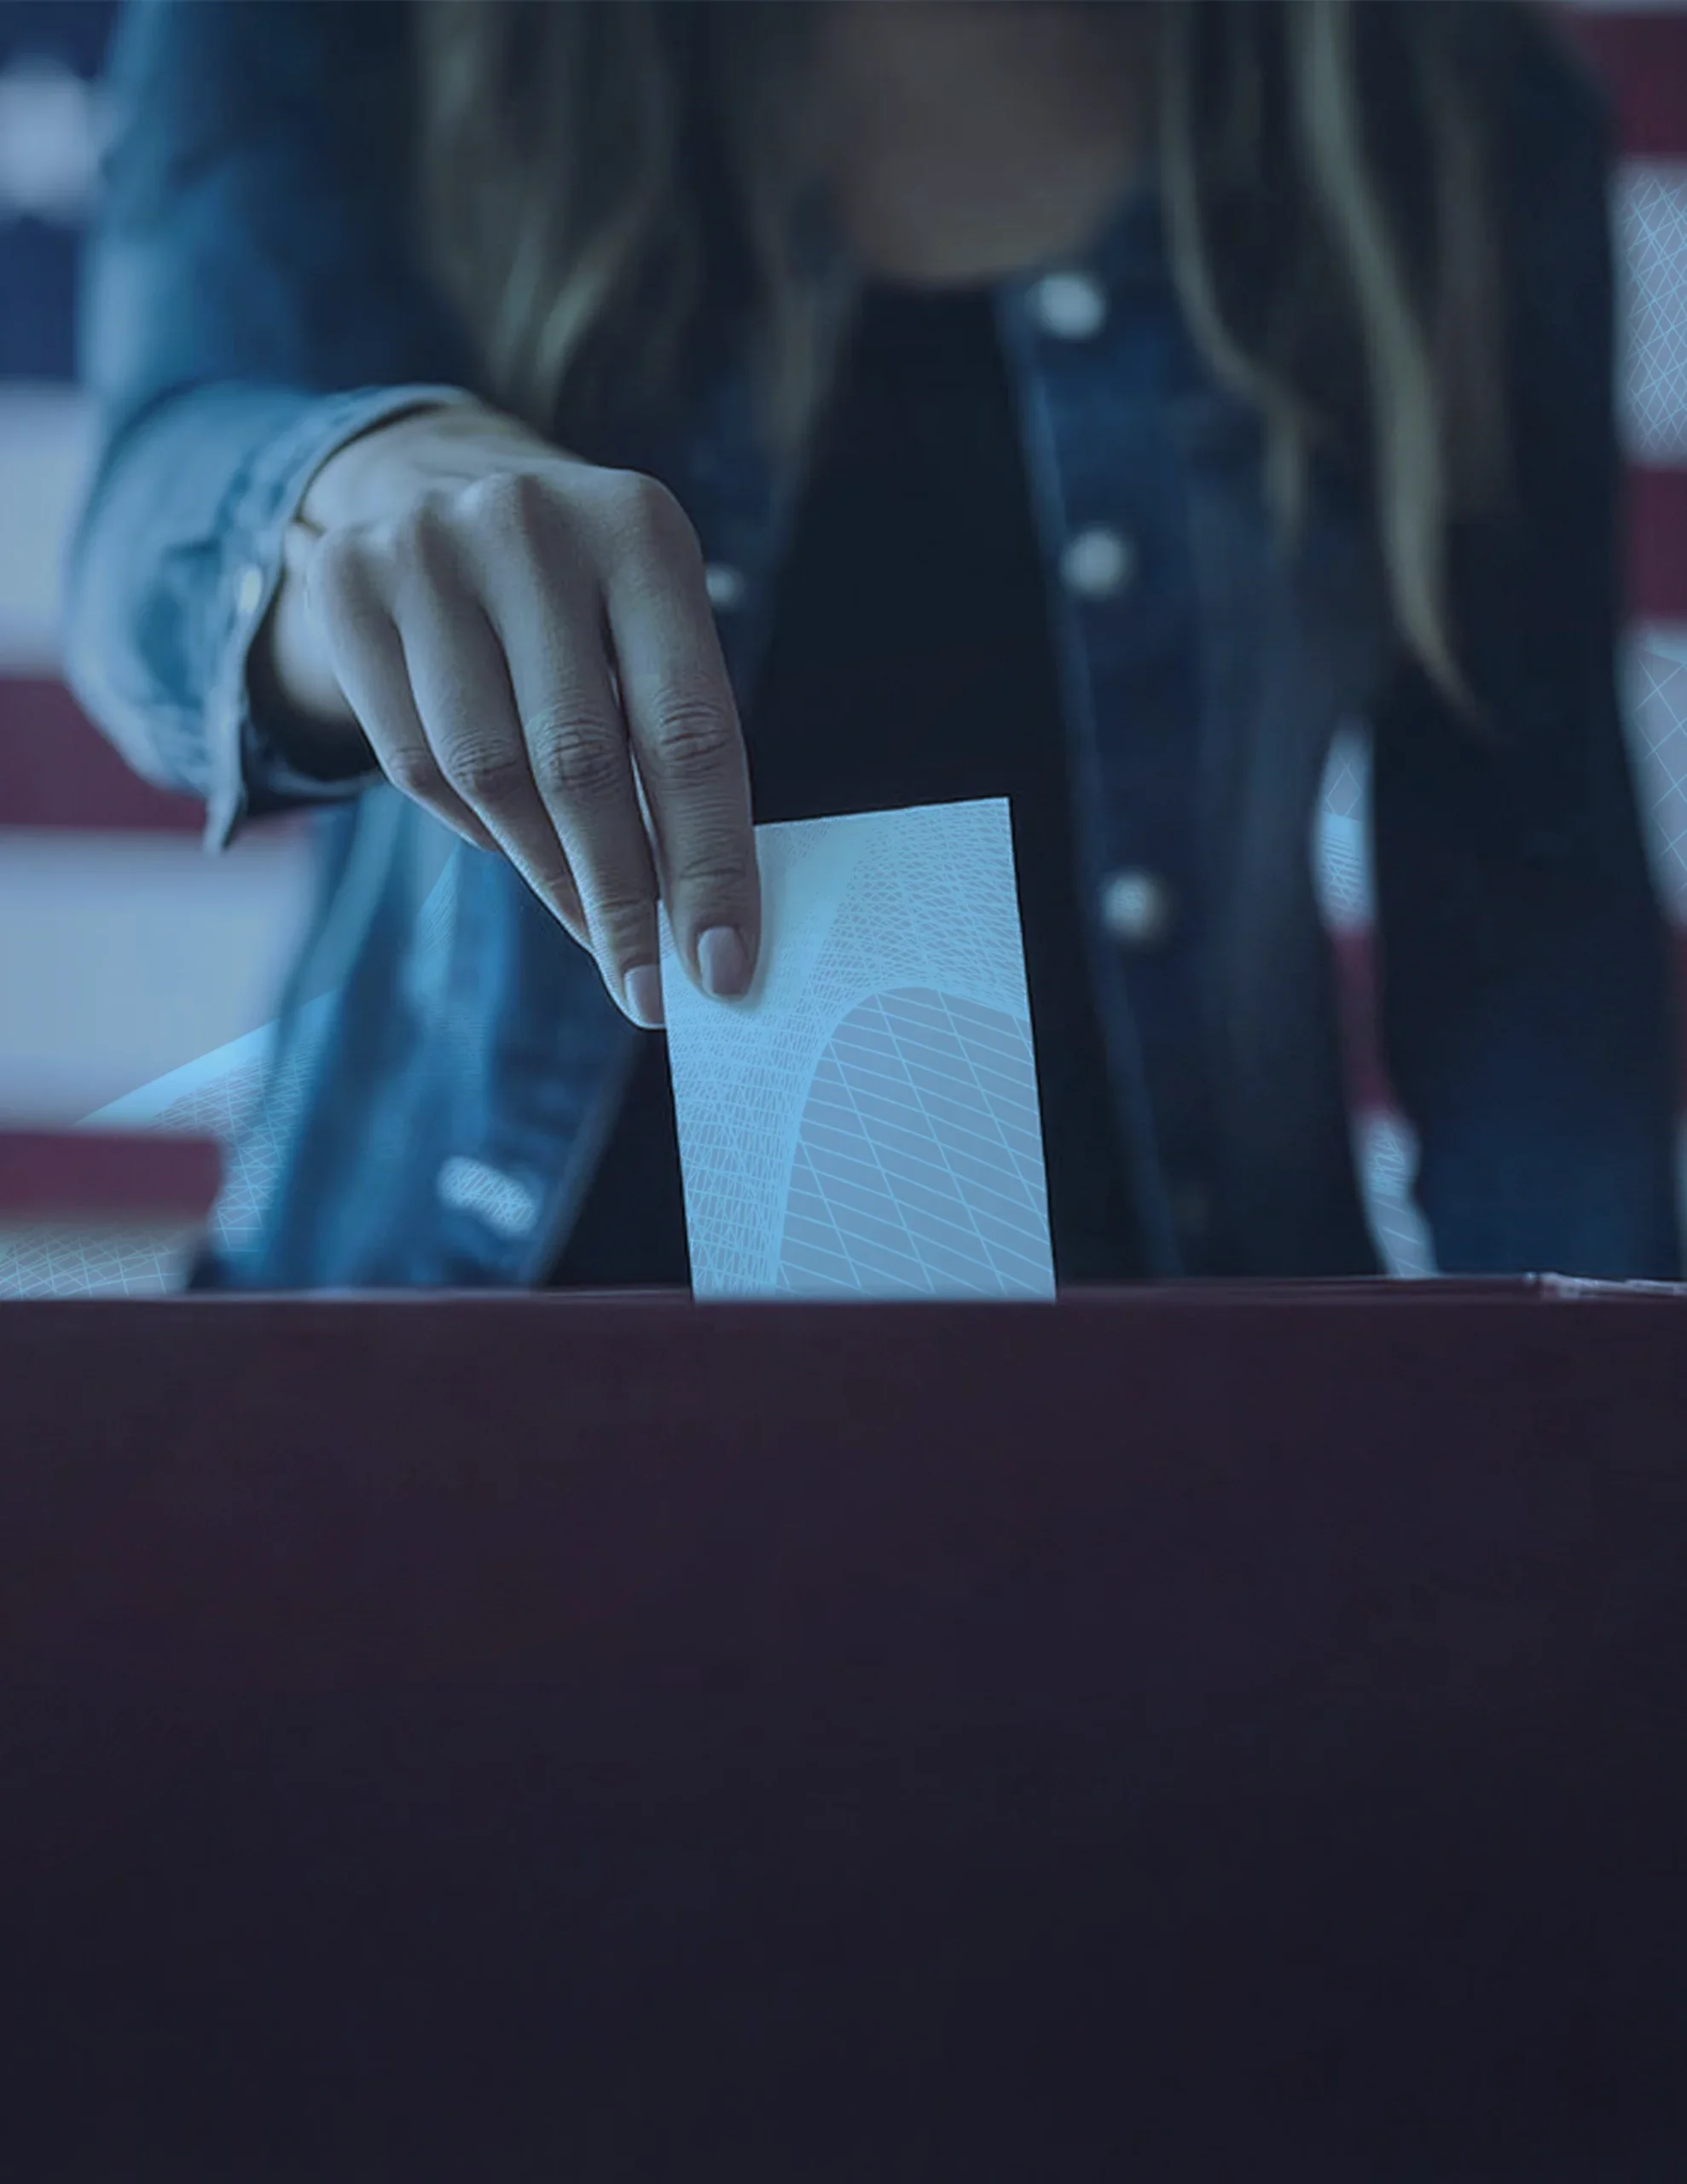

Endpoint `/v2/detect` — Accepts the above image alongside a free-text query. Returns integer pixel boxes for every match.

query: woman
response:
[63,0,1681,1289]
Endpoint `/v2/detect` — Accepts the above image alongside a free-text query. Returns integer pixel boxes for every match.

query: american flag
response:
[2,0,1684,1294]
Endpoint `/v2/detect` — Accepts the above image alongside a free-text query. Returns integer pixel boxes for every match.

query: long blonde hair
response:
[409,0,1533,706]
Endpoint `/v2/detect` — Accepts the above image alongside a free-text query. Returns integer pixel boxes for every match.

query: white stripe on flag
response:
[0,54,111,224]
[0,825,315,1124]
[0,384,94,675]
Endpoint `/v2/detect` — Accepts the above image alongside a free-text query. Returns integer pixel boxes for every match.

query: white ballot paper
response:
[658,796,1056,1300]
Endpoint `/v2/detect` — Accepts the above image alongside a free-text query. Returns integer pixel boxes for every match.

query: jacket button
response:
[437,1154,541,1240]
[1099,868,1174,947]
[1061,526,1137,601]
[704,562,745,611]
[1029,270,1108,340]
[235,562,264,619]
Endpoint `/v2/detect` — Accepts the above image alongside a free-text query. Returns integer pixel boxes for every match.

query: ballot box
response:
[2,1278,1686,2181]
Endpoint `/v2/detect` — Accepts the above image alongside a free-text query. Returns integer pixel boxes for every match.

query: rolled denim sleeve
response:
[60,0,496,851]
[1372,29,1683,1280]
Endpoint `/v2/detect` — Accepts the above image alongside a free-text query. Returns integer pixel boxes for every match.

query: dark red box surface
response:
[2,1280,1685,2180]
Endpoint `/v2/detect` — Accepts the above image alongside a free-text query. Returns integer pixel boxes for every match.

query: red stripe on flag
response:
[1330,928,1396,1117]
[1559,9,1687,161]
[1629,469,1687,623]
[0,1130,222,1220]
[0,677,203,834]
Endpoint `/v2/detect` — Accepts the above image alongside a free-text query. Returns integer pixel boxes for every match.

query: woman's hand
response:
[260,398,758,1029]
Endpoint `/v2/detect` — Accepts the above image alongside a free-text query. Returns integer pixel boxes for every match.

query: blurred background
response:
[2,0,1685,1296]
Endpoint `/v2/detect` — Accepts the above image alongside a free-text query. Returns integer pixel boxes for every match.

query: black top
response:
[550,282,1144,1288]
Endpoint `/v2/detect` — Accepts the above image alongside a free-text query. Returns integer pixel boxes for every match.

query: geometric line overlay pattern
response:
[1626,624,1687,919]
[1620,162,1687,467]
[0,1039,306,1298]
[0,1216,202,1300]
[1355,1111,1437,1281]
[775,987,1054,1298]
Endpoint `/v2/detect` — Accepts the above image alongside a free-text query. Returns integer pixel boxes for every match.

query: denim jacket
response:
[61,0,1683,1287]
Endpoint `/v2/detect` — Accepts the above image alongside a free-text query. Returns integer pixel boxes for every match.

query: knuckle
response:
[583,889,657,961]
[528,859,579,909]
[644,695,737,779]
[460,464,551,542]
[527,707,627,804]
[438,741,529,804]
[671,847,755,899]
[382,742,448,801]
[601,469,697,566]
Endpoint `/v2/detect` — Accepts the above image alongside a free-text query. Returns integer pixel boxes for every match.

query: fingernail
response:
[623,963,664,1030]
[696,925,751,999]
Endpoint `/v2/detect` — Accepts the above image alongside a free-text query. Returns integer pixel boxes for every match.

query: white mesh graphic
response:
[1619,162,1687,466]
[1624,625,1687,918]
[776,988,1050,1297]
[1354,1111,1436,1281]
[1313,717,1375,933]
[660,798,1056,1298]
[0,1217,201,1298]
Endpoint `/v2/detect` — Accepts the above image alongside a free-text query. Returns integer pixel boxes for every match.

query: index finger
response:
[602,551,759,1002]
